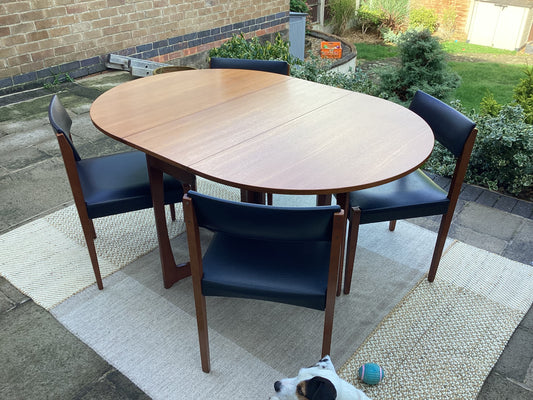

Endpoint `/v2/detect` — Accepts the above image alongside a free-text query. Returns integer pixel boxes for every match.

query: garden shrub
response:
[479,91,501,117]
[426,102,533,197]
[377,29,460,103]
[328,0,357,36]
[364,0,409,33]
[290,0,309,13]
[208,33,299,64]
[356,5,385,34]
[291,56,376,95]
[409,7,438,33]
[438,7,457,41]
[513,66,533,124]
[380,27,403,45]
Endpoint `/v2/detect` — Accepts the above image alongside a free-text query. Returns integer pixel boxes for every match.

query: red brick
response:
[10,22,35,35]
[26,30,49,42]
[0,14,21,26]
[0,26,11,37]
[54,44,76,56]
[20,60,45,74]
[35,18,60,31]
[4,2,31,14]
[20,10,47,21]
[66,4,88,14]
[107,0,126,7]
[31,49,55,62]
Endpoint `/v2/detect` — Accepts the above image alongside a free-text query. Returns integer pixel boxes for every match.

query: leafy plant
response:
[208,33,299,64]
[377,29,460,103]
[426,102,533,196]
[438,6,457,41]
[290,0,310,13]
[364,0,409,32]
[409,7,438,33]
[479,91,501,116]
[291,56,376,95]
[328,0,357,36]
[43,68,74,90]
[356,5,384,34]
[513,66,533,124]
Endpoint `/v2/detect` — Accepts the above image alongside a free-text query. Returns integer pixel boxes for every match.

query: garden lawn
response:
[449,61,527,111]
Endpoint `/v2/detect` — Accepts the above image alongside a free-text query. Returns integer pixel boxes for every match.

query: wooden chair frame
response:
[183,193,345,373]
[344,126,477,294]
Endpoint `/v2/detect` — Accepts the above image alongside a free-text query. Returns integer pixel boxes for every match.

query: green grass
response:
[449,61,527,111]
[442,41,517,55]
[352,40,528,111]
[354,42,399,61]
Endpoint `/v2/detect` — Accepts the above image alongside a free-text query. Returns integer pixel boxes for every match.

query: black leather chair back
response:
[209,57,290,76]
[409,90,476,158]
[187,190,340,242]
[48,95,82,161]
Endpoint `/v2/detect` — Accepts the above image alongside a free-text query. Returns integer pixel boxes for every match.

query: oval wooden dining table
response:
[90,69,434,291]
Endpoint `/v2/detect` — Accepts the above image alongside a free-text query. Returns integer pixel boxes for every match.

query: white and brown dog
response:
[269,356,371,400]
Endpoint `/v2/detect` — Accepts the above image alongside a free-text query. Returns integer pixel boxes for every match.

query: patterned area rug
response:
[0,178,239,309]
[338,242,533,399]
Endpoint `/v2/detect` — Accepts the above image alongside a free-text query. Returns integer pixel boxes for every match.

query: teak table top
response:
[90,69,434,196]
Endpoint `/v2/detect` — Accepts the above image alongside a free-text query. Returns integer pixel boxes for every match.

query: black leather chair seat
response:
[78,151,183,219]
[349,169,450,224]
[202,234,331,310]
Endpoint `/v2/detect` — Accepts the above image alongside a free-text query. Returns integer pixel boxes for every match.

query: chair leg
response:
[169,203,176,221]
[88,218,97,239]
[343,207,361,295]
[80,217,104,290]
[428,212,453,282]
[389,220,397,231]
[321,301,335,357]
[194,293,211,373]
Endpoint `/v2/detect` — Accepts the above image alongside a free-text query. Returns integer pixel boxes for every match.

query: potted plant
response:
[289,0,309,60]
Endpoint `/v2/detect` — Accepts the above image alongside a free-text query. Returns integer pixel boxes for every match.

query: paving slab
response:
[0,301,112,399]
[455,202,524,242]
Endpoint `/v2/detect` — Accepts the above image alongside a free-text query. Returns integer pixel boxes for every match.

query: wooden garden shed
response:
[467,0,533,50]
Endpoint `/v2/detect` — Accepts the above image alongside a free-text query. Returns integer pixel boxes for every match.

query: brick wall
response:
[0,0,289,94]
[410,0,473,40]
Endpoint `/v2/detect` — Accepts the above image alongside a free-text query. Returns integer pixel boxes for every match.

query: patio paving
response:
[0,71,532,399]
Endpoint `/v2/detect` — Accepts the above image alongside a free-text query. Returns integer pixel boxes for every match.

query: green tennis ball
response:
[358,363,384,385]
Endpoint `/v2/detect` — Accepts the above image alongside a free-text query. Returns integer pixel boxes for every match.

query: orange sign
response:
[320,41,342,59]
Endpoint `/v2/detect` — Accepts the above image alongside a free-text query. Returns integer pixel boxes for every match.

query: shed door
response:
[468,1,531,50]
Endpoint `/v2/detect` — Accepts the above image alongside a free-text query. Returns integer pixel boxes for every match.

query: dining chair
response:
[209,57,291,76]
[343,90,477,294]
[209,57,291,206]
[183,190,344,373]
[48,95,194,290]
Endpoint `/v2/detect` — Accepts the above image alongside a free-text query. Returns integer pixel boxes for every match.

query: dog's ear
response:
[298,376,337,400]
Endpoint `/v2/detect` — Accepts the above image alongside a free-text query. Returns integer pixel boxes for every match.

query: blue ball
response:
[358,363,384,385]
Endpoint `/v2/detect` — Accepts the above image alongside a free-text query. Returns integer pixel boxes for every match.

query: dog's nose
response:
[274,381,281,392]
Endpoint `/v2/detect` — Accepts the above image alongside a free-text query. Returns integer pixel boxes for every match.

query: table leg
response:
[240,189,266,204]
[335,192,350,296]
[316,194,332,206]
[146,155,191,289]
